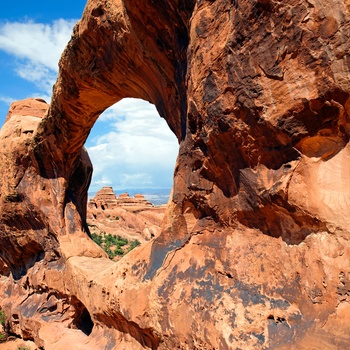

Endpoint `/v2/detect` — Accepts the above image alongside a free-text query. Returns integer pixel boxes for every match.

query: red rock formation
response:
[89,187,153,210]
[87,187,164,242]
[5,97,48,123]
[116,193,153,208]
[89,186,118,210]
[0,0,350,349]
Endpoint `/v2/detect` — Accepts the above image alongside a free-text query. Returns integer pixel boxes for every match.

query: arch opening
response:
[85,97,179,205]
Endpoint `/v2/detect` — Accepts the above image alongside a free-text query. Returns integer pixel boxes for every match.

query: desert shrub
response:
[104,240,112,249]
[0,310,5,326]
[0,310,6,343]
[114,247,124,256]
[128,239,141,252]
[90,231,141,258]
[104,247,115,259]
[0,332,5,343]
[91,233,103,246]
[116,235,128,247]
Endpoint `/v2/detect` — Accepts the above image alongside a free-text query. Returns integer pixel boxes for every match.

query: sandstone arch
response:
[39,0,193,162]
[1,0,350,348]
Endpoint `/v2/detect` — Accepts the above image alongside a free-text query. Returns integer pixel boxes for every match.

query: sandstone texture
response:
[1,0,350,349]
[90,186,119,208]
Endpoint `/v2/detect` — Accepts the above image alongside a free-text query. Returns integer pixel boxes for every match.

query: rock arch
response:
[39,0,192,163]
[1,0,350,348]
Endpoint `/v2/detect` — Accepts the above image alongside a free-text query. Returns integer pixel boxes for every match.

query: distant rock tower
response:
[116,193,153,207]
[88,187,153,210]
[88,186,118,210]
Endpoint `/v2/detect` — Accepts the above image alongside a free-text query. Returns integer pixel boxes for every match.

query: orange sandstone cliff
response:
[1,0,350,349]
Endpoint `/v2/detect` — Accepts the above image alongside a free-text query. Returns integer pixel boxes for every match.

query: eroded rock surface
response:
[1,0,350,349]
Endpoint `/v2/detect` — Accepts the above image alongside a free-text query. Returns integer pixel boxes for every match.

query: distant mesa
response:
[89,186,153,210]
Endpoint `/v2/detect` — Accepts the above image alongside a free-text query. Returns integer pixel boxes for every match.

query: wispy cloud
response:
[0,96,15,104]
[0,19,76,70]
[0,19,77,96]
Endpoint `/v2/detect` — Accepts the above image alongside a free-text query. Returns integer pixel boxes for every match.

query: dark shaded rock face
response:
[1,0,350,349]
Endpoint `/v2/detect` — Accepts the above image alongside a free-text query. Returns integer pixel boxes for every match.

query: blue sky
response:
[0,1,178,193]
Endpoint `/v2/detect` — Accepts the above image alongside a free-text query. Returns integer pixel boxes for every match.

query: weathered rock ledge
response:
[0,0,350,349]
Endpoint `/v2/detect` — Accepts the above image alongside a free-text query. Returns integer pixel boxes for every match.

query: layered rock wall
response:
[0,0,350,349]
[89,186,118,209]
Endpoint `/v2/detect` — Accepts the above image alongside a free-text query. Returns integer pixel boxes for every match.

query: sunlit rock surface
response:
[1,0,350,349]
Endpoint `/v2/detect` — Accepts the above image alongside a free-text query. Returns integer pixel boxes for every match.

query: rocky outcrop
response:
[1,0,350,349]
[89,186,118,209]
[116,193,153,208]
[89,187,153,210]
[87,187,164,242]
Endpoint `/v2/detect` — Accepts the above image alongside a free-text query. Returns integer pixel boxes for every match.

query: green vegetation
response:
[0,310,6,343]
[128,239,141,252]
[91,232,141,259]
[115,216,119,220]
[17,347,31,350]
[0,333,5,342]
[0,310,5,326]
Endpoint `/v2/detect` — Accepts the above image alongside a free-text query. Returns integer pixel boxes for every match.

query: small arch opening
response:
[72,304,94,336]
[86,98,179,205]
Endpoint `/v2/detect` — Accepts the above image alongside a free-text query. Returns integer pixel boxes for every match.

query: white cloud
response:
[0,96,15,104]
[0,19,76,70]
[0,19,77,95]
[93,176,113,187]
[87,98,179,192]
[16,62,56,93]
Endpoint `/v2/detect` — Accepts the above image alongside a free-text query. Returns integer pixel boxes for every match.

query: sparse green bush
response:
[115,216,119,220]
[0,332,6,343]
[91,233,103,246]
[0,310,6,343]
[128,239,141,252]
[104,240,112,249]
[91,232,140,258]
[104,247,115,259]
[114,247,124,256]
[0,310,5,326]
[116,235,128,247]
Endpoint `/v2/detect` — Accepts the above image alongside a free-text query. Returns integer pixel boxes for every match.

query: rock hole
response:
[86,98,178,206]
[73,306,94,336]
[91,6,104,18]
[268,315,288,325]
